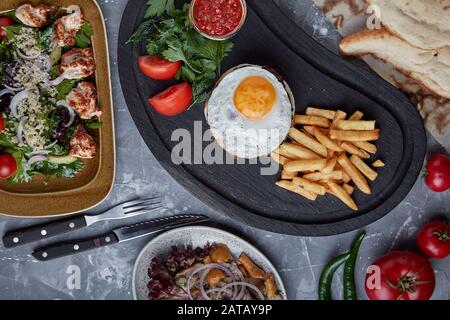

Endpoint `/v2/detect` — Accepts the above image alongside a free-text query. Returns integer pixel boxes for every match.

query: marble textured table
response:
[0,0,448,300]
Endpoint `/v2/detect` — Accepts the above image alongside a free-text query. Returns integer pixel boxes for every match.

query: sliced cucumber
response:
[47,155,77,165]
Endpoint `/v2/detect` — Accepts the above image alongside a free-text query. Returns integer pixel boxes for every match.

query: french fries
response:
[337,154,371,194]
[350,155,378,181]
[336,120,376,131]
[276,180,318,201]
[330,129,380,142]
[306,107,336,120]
[372,159,385,167]
[274,107,382,210]
[288,128,328,157]
[284,159,327,173]
[294,115,330,128]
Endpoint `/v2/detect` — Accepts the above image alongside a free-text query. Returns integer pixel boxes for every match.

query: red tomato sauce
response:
[192,0,244,37]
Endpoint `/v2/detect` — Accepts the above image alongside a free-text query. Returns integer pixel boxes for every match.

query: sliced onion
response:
[16,48,41,60]
[17,116,28,146]
[27,155,47,165]
[218,282,265,300]
[10,90,30,118]
[49,75,65,86]
[0,89,15,97]
[44,140,58,149]
[4,84,25,92]
[56,100,76,127]
[27,150,50,157]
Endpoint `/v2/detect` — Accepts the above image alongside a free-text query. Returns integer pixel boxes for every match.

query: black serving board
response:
[118,0,426,236]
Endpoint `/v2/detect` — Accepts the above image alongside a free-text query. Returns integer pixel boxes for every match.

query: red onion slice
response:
[27,155,47,166]
[16,48,41,60]
[4,84,25,92]
[49,75,66,86]
[218,282,265,300]
[10,90,30,118]
[44,140,58,149]
[0,88,15,97]
[56,100,76,127]
[17,116,28,146]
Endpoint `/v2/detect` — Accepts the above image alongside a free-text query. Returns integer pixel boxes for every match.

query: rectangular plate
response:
[0,0,115,217]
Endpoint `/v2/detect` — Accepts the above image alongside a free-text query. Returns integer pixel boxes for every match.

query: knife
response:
[32,214,210,261]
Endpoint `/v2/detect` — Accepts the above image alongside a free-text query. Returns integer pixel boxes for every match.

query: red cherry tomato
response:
[0,154,17,179]
[148,82,193,116]
[365,251,435,300]
[0,114,4,132]
[138,56,182,80]
[0,17,14,41]
[416,221,450,259]
[424,153,450,192]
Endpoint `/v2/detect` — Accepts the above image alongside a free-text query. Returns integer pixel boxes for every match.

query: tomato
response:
[424,153,450,192]
[0,114,4,132]
[416,221,450,259]
[0,17,14,41]
[138,56,182,80]
[365,251,435,300]
[148,82,193,116]
[0,154,17,178]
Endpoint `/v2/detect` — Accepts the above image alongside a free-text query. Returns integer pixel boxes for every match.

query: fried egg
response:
[206,64,294,159]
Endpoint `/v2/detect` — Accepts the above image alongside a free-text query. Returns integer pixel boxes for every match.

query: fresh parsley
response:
[32,159,85,179]
[75,23,93,48]
[128,2,234,105]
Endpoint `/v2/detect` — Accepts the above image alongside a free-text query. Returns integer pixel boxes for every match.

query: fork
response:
[2,196,162,248]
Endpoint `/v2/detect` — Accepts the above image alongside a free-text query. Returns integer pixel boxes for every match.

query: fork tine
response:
[124,204,162,216]
[124,200,161,212]
[122,196,160,209]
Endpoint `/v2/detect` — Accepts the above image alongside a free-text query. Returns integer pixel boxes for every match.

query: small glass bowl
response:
[189,0,248,41]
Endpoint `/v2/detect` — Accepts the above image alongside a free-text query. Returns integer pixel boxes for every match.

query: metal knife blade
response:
[113,214,210,243]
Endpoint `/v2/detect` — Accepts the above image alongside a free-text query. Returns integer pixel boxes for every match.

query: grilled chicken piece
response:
[238,253,266,279]
[15,4,54,28]
[69,125,97,158]
[59,48,96,79]
[210,243,232,263]
[66,81,101,119]
[53,5,85,47]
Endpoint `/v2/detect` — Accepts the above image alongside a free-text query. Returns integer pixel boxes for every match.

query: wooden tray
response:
[118,0,426,236]
[0,0,115,217]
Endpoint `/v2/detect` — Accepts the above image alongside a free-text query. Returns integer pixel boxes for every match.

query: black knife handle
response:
[32,232,119,261]
[3,215,87,248]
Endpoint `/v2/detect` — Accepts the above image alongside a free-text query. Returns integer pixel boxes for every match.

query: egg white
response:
[206,65,294,159]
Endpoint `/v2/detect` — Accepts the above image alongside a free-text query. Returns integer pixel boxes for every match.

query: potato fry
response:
[372,159,385,168]
[321,157,337,174]
[350,155,378,181]
[331,110,347,129]
[281,143,321,160]
[328,182,358,211]
[336,120,376,131]
[342,183,354,195]
[349,111,364,121]
[340,142,370,159]
[311,127,343,152]
[306,107,336,120]
[281,170,297,180]
[303,126,328,136]
[330,129,380,142]
[337,154,371,194]
[353,141,377,154]
[284,159,327,173]
[288,127,328,157]
[275,180,318,201]
[271,152,289,166]
[303,170,343,181]
[274,146,296,160]
[294,115,330,128]
[292,177,326,195]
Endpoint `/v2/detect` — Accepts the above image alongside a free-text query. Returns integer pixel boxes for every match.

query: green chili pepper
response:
[343,231,366,300]
[318,252,351,300]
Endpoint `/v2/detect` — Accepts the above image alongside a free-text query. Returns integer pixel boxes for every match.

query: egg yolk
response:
[233,76,276,120]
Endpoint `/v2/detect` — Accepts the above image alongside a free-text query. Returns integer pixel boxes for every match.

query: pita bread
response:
[340,28,450,99]
[366,0,450,50]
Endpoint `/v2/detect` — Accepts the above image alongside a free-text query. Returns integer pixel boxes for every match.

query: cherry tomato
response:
[365,251,435,300]
[138,56,182,80]
[416,221,450,259]
[0,17,14,41]
[148,82,193,116]
[0,114,4,132]
[424,153,450,192]
[0,154,17,179]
